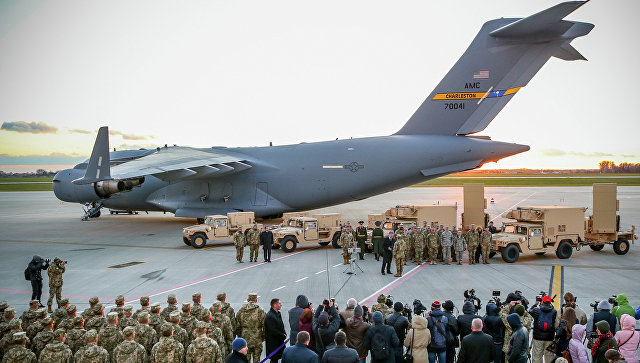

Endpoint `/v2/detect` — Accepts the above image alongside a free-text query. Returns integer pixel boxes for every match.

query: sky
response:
[1,0,639,172]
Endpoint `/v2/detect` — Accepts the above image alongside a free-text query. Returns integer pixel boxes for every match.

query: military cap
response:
[247,293,258,302]
[73,316,84,326]
[167,294,177,304]
[195,321,207,330]
[29,300,39,307]
[470,223,476,226]
[67,305,77,314]
[36,308,47,317]
[150,304,161,313]
[107,312,118,322]
[123,305,133,313]
[169,311,181,322]
[160,322,174,336]
[122,326,135,338]
[60,298,70,306]
[53,257,62,262]
[12,331,27,342]
[9,318,22,329]
[85,329,98,341]
[375,221,381,226]
[216,292,226,301]
[89,296,99,305]
[42,317,53,326]
[4,308,15,318]
[140,296,149,305]
[0,301,8,309]
[137,312,149,322]
[192,292,201,299]
[115,295,125,304]
[181,303,191,311]
[53,329,66,339]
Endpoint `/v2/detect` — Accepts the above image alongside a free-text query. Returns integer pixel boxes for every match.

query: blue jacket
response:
[282,343,319,363]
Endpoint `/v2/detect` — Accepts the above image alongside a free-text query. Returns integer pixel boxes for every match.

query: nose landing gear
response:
[81,202,103,221]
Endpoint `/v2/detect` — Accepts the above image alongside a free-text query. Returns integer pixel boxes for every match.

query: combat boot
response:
[48,304,53,313]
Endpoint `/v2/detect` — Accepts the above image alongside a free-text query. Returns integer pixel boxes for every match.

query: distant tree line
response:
[0,169,57,177]
[599,161,640,173]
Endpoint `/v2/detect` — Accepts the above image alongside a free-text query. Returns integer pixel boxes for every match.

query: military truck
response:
[270,213,342,253]
[461,183,490,233]
[369,204,457,231]
[182,212,262,249]
[584,183,636,255]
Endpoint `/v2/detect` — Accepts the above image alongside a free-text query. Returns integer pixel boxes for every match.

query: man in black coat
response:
[385,302,409,363]
[458,318,494,363]
[282,331,319,363]
[482,303,505,363]
[381,232,395,275]
[313,301,340,359]
[265,298,287,362]
[442,300,460,363]
[260,226,274,262]
[457,301,481,343]
[27,255,49,305]
[322,331,359,363]
[364,311,399,363]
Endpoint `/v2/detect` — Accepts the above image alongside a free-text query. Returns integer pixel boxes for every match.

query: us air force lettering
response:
[52,2,593,221]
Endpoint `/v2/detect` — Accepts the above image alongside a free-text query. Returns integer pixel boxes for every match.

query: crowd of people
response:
[1,288,638,363]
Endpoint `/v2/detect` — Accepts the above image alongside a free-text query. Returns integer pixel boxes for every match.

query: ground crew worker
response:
[480,227,492,264]
[150,323,184,363]
[186,321,222,363]
[453,230,466,265]
[371,221,384,261]
[440,226,453,265]
[191,293,205,321]
[211,293,236,336]
[427,228,439,265]
[466,224,479,265]
[46,257,65,313]
[356,221,368,260]
[247,224,261,263]
[413,228,425,265]
[235,293,265,363]
[393,230,407,277]
[39,328,72,362]
[341,227,354,265]
[97,312,123,357]
[74,329,109,363]
[113,326,147,363]
[134,312,158,358]
[3,332,35,362]
[233,227,246,263]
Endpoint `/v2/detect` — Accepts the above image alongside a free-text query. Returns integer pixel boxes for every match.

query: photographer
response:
[458,301,481,343]
[442,300,459,363]
[385,302,409,362]
[47,257,66,313]
[26,255,49,306]
[557,292,587,326]
[483,302,505,363]
[313,299,340,359]
[586,300,619,335]
[528,295,557,363]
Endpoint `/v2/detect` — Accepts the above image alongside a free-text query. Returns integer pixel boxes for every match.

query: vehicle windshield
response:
[504,225,526,235]
[205,217,214,226]
[288,219,296,227]
[530,228,542,236]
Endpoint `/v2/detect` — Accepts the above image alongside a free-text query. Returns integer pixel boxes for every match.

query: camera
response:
[608,295,617,307]
[589,300,600,312]
[385,295,394,308]
[464,289,482,313]
[413,299,428,316]
[488,290,502,307]
[403,303,413,323]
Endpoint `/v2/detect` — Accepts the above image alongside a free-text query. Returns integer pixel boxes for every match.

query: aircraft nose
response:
[52,169,75,202]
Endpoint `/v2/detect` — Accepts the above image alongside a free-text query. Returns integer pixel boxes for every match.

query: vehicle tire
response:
[555,241,573,259]
[590,244,605,251]
[110,211,114,215]
[196,218,204,224]
[272,243,280,250]
[191,234,207,249]
[331,232,342,249]
[281,236,298,253]
[613,238,630,255]
[318,242,330,246]
[501,244,520,263]
[128,211,133,215]
[183,237,191,246]
[489,251,497,258]
[94,211,101,218]
[535,252,546,256]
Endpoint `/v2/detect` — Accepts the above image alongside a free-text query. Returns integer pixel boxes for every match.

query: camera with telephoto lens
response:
[413,299,428,316]
[403,303,413,323]
[464,289,482,313]
[608,295,617,307]
[385,295,394,308]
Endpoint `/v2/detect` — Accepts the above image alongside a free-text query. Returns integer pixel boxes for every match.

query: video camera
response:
[403,303,413,323]
[464,289,482,313]
[385,295,394,308]
[413,299,428,316]
[535,291,556,304]
[488,290,502,308]
[589,295,617,312]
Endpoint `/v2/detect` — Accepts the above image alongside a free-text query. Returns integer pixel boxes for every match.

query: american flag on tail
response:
[473,70,489,79]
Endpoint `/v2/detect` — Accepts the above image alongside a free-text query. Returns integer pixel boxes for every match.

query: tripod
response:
[343,245,364,275]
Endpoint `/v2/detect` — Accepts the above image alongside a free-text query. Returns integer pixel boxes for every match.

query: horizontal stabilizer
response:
[489,1,588,38]
[73,127,111,185]
[554,43,587,61]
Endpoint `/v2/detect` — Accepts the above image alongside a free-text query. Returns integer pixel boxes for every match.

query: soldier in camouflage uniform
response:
[57,305,76,332]
[186,321,222,363]
[25,308,46,341]
[425,228,438,265]
[210,307,233,356]
[85,304,107,334]
[46,257,66,313]
[0,302,8,324]
[31,317,53,359]
[51,298,69,330]
[150,323,184,363]
[133,296,150,321]
[371,294,392,320]
[0,319,30,357]
[0,308,16,341]
[97,312,123,357]
[405,227,415,264]
[480,227,492,264]
[19,301,39,332]
[340,227,354,265]
[355,221,368,260]
[453,230,466,265]
[198,311,226,358]
[246,224,261,263]
[413,228,425,265]
[440,226,453,265]
[466,224,479,265]
[190,293,205,322]
[233,227,246,263]
[119,306,139,330]
[74,329,109,363]
[211,293,235,336]
[113,326,147,363]
[168,312,189,354]
[393,230,407,277]
[2,332,35,363]
[133,312,158,357]
[235,293,265,363]
[149,304,163,335]
[161,295,179,322]
[421,227,431,261]
[65,316,86,354]
[451,226,459,262]
[179,304,197,341]
[499,303,533,362]
[81,296,100,321]
[110,295,126,320]
[38,328,72,363]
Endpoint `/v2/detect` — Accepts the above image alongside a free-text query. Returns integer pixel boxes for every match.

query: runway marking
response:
[295,277,308,283]
[360,263,428,306]
[0,289,113,302]
[491,191,537,222]
[549,265,563,311]
[108,261,146,269]
[272,286,286,292]
[332,263,342,268]
[0,239,231,251]
[315,270,326,275]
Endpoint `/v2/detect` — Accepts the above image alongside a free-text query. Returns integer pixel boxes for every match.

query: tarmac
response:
[1,187,639,341]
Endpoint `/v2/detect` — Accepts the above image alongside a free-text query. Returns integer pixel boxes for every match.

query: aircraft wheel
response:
[94,211,101,218]
[110,211,114,215]
[590,244,605,251]
[331,232,342,249]
[501,244,520,263]
[555,241,573,259]
[183,237,191,246]
[535,252,546,256]
[281,236,298,253]
[191,234,207,249]
[613,238,630,255]
[318,242,330,246]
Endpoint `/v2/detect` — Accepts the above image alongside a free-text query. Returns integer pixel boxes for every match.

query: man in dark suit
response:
[381,232,395,275]
[265,298,287,363]
[261,226,274,262]
[457,318,494,363]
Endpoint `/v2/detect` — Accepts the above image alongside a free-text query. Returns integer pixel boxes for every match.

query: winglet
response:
[73,126,111,185]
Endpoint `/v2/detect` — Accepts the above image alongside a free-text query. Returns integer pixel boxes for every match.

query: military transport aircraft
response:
[53,1,593,221]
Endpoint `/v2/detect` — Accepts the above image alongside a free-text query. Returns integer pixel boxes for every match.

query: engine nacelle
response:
[95,180,125,198]
[122,176,145,191]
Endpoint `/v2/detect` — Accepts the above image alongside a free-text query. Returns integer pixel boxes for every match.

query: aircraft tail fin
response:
[395,1,593,136]
[73,126,112,185]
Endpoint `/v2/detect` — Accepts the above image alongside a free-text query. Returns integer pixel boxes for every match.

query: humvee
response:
[271,214,341,253]
[182,212,262,249]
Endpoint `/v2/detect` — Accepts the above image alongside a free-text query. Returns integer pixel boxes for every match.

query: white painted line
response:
[491,192,537,222]
[272,286,286,292]
[295,277,308,283]
[315,270,326,275]
[332,263,342,268]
